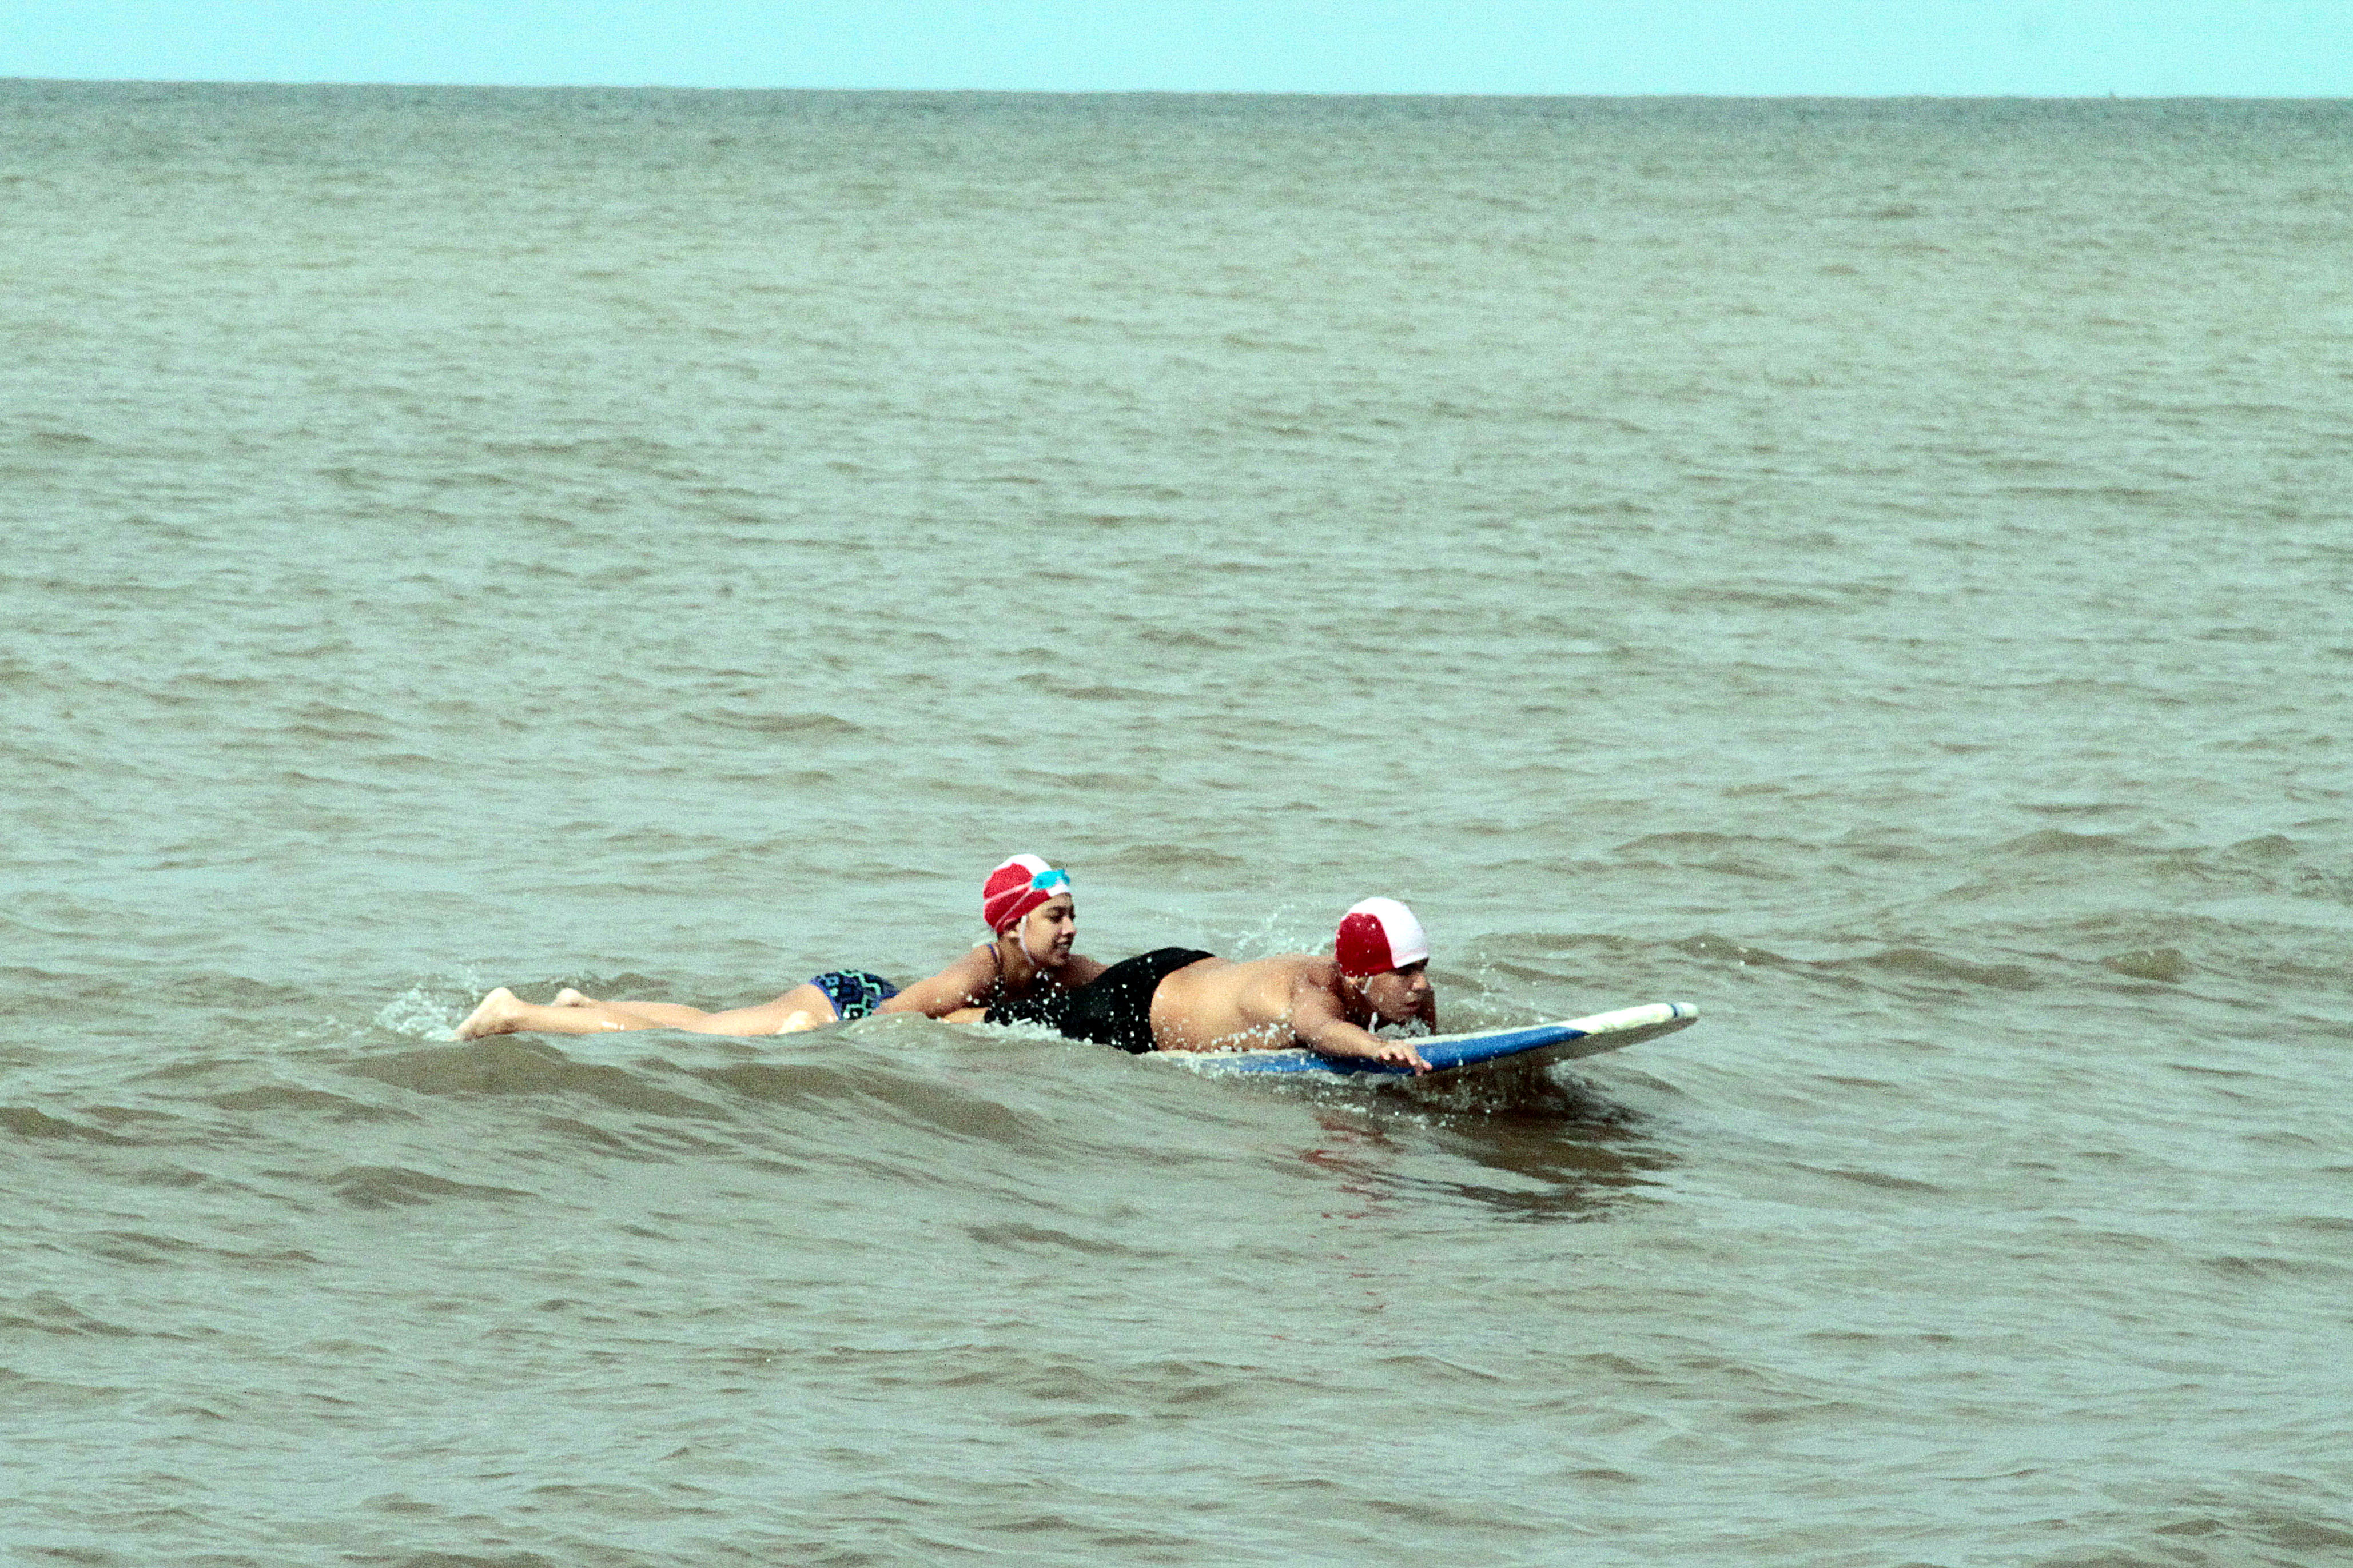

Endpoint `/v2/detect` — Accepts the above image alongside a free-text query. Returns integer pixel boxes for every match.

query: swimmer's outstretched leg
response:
[457,987,535,1038]
[456,987,643,1038]
[456,984,839,1040]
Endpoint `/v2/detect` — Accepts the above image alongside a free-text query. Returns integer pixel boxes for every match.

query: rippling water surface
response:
[4,83,2351,1566]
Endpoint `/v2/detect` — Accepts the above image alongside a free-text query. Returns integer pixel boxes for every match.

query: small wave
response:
[1793,1162,1946,1194]
[1674,932,1791,968]
[475,434,684,465]
[964,1221,1169,1259]
[1990,828,2151,859]
[1017,674,1160,701]
[0,1368,133,1406]
[0,1106,139,1144]
[1837,947,2041,991]
[1050,770,1165,792]
[683,708,866,737]
[1618,831,1759,853]
[1136,625,1235,650]
[1685,586,1846,611]
[85,1229,201,1266]
[1098,841,1253,875]
[2282,1215,2353,1236]
[1481,931,1646,957]
[531,1112,691,1162]
[1611,832,1814,880]
[1954,829,2349,911]
[319,1164,536,1209]
[2200,1252,2351,1283]
[2020,800,2133,818]
[206,1084,411,1121]
[0,1292,139,1338]
[1407,1065,1645,1127]
[2099,948,2191,983]
[700,1057,1050,1150]
[343,1039,732,1119]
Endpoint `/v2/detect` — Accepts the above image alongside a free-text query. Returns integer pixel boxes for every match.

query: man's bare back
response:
[1150,952,1436,1073]
[1020,900,1438,1071]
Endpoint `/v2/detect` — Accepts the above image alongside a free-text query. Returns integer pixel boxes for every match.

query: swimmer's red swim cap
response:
[1335,897,1430,977]
[984,854,1071,933]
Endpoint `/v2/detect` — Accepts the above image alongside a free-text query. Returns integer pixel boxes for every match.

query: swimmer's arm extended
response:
[1289,978,1431,1074]
[877,947,997,1018]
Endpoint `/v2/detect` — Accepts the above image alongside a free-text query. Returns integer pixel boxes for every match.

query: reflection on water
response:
[1285,1064,1671,1223]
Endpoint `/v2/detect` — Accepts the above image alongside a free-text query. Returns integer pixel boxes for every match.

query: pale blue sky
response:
[5,2,2346,96]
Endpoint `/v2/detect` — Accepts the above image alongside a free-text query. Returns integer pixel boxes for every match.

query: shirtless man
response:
[453,854,1104,1039]
[1004,897,1440,1074]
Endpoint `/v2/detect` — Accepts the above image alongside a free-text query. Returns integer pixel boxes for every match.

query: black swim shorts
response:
[1054,947,1216,1054]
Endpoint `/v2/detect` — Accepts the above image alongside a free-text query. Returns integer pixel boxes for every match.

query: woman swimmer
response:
[452,854,1104,1040]
[873,853,1106,1023]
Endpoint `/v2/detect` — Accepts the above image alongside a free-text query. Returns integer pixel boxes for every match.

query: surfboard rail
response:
[1170,1000,1699,1079]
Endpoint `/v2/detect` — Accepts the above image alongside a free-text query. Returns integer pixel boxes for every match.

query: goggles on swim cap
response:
[983,854,1073,932]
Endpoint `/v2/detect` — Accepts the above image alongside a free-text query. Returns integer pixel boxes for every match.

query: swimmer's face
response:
[1014,892,1077,967]
[1362,959,1431,1023]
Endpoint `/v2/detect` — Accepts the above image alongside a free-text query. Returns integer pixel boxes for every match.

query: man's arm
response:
[1288,976,1431,1074]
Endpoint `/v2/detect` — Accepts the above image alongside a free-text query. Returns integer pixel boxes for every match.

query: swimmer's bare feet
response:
[552,987,591,1007]
[456,986,529,1039]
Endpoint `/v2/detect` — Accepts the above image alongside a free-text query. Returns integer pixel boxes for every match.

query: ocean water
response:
[3,81,2351,1566]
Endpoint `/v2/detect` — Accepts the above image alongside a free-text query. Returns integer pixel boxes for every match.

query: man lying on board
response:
[453,854,1106,1039]
[976,897,1439,1074]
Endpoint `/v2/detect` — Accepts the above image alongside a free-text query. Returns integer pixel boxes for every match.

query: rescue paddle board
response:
[1176,1000,1698,1079]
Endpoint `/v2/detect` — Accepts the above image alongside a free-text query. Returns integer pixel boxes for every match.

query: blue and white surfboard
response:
[1176,1000,1699,1079]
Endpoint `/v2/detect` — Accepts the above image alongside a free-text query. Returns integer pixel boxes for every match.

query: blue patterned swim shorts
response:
[810,969,899,1021]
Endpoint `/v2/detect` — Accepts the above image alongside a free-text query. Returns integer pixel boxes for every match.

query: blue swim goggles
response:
[1029,867,1071,893]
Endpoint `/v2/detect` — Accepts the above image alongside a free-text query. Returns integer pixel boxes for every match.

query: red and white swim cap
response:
[983,854,1072,933]
[1335,897,1430,977]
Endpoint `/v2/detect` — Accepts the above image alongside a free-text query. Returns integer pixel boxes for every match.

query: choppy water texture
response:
[5,82,2352,1566]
